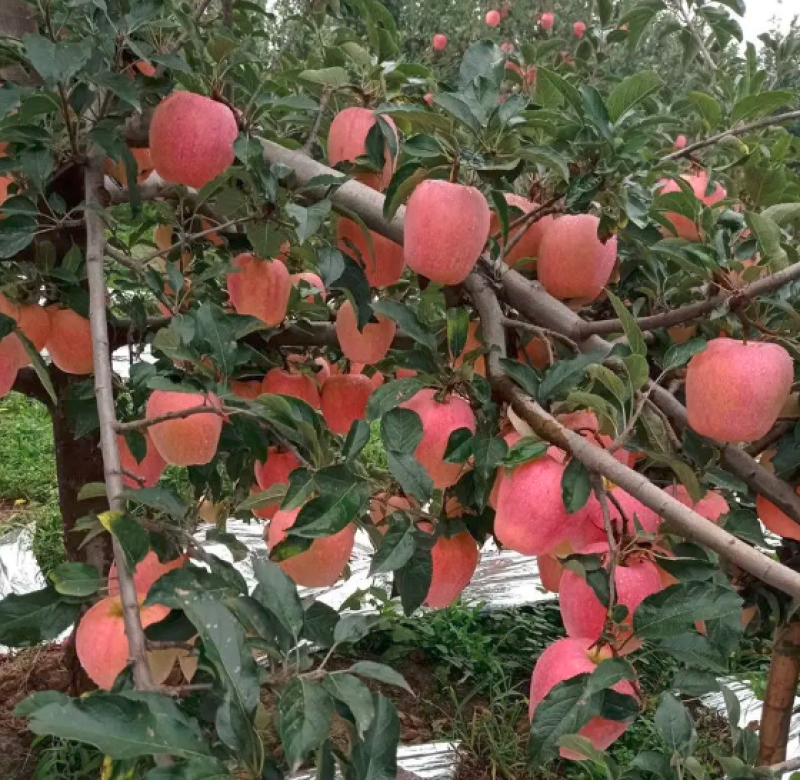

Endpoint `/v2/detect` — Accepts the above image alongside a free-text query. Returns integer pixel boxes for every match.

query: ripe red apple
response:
[556,410,642,470]
[486,9,501,26]
[146,390,223,466]
[424,93,434,106]
[135,60,157,77]
[0,295,50,367]
[494,454,597,555]
[335,300,396,364]
[291,271,326,301]
[104,147,154,186]
[107,550,186,597]
[559,546,663,653]
[404,180,490,285]
[45,306,94,374]
[538,554,564,593]
[117,432,167,489]
[432,33,448,51]
[530,637,637,758]
[0,339,19,398]
[370,493,413,530]
[536,215,617,304]
[539,12,555,29]
[664,484,729,523]
[149,92,238,189]
[419,522,481,608]
[228,253,291,327]
[659,172,726,241]
[76,596,171,689]
[757,488,800,541]
[327,107,398,190]
[674,134,688,150]
[573,20,586,38]
[337,217,405,287]
[574,486,663,549]
[321,374,374,434]
[261,367,321,408]
[400,388,477,489]
[519,335,551,369]
[686,338,793,442]
[254,446,301,519]
[231,379,263,400]
[488,193,555,270]
[267,507,355,587]
[451,320,485,376]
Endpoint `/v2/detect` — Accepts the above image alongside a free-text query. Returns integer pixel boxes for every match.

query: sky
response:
[739,0,796,43]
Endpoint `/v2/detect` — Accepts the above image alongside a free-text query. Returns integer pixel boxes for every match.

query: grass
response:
[0,393,65,577]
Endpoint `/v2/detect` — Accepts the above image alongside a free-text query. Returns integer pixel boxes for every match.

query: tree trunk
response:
[758,618,800,765]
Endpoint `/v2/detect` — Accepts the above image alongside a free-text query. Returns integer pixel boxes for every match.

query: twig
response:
[85,156,154,692]
[115,403,226,433]
[663,109,800,161]
[501,316,580,352]
[607,376,666,455]
[745,421,796,458]
[302,90,331,155]
[643,397,683,451]
[581,262,800,336]
[154,683,212,697]
[769,755,800,775]
[590,473,618,610]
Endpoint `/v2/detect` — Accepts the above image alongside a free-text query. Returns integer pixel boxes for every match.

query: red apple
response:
[107,550,186,597]
[539,12,555,29]
[320,374,374,434]
[117,432,167,488]
[228,253,291,327]
[254,446,301,519]
[486,9,501,26]
[686,338,793,442]
[664,484,729,523]
[488,193,555,270]
[432,33,448,51]
[419,521,481,608]
[573,20,586,38]
[659,172,726,241]
[335,300,396,364]
[337,217,405,287]
[261,367,321,408]
[757,488,800,541]
[146,390,223,466]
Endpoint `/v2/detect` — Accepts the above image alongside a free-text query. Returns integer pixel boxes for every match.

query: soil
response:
[0,644,70,780]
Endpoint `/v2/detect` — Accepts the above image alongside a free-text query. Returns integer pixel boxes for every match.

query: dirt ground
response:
[0,644,71,780]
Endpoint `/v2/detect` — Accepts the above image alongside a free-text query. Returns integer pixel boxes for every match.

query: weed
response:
[32,737,105,780]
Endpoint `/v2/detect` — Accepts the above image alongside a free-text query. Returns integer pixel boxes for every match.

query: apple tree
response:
[0,0,800,777]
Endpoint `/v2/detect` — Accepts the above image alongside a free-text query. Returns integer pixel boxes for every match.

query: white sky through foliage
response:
[739,0,796,42]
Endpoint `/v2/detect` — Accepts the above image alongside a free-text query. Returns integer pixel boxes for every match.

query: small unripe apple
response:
[432,33,448,51]
[686,338,793,442]
[404,180,490,285]
[573,21,586,38]
[149,92,238,189]
[539,12,555,29]
[486,9,501,26]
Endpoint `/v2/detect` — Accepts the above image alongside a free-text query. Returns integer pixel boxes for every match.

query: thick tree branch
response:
[85,156,154,691]
[464,271,800,599]
[663,109,800,161]
[581,262,800,336]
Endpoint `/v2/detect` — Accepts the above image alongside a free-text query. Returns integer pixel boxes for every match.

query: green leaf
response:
[252,556,304,638]
[121,487,188,518]
[292,482,367,538]
[730,90,795,124]
[607,291,646,356]
[502,437,548,468]
[433,93,480,133]
[100,512,149,571]
[299,67,350,89]
[763,203,800,226]
[50,562,99,598]
[302,601,340,648]
[370,513,418,574]
[371,299,436,351]
[144,757,231,779]
[343,419,371,460]
[366,378,425,421]
[745,212,788,269]
[654,692,696,756]
[0,588,80,646]
[516,147,570,182]
[458,40,504,91]
[383,163,448,221]
[323,674,375,735]
[381,407,423,454]
[444,428,474,463]
[93,70,140,110]
[287,201,332,244]
[395,545,432,615]
[685,91,722,127]
[145,566,241,609]
[607,71,663,122]
[20,691,211,760]
[535,68,583,114]
[500,358,541,399]
[349,694,400,780]
[663,338,707,371]
[279,678,334,771]
[17,331,57,405]
[386,451,434,503]
[633,582,743,640]
[561,458,592,514]
[236,484,287,512]
[539,350,607,401]
[23,34,91,85]
[180,597,261,767]
[349,661,413,694]
[283,467,316,511]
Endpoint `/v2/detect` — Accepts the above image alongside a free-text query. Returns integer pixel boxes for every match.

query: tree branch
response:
[302,90,331,155]
[464,270,800,599]
[581,262,800,336]
[85,156,154,691]
[663,109,800,161]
